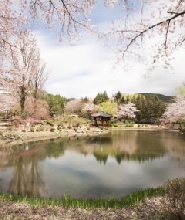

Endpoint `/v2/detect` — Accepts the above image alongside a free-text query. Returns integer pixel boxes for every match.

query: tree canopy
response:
[1,1,184,66]
[21,0,185,70]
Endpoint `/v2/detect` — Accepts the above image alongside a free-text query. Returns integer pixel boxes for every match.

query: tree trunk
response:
[20,85,26,116]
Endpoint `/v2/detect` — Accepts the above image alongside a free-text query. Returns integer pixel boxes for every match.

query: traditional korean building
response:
[91,111,112,126]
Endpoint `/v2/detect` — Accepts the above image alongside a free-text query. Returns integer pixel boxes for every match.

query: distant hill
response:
[138,93,174,103]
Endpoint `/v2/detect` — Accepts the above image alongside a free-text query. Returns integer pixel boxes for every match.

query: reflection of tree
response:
[46,139,65,158]
[85,136,112,145]
[135,131,166,156]
[0,145,25,168]
[61,131,166,164]
[8,153,46,197]
[94,152,108,164]
[115,153,160,164]
[110,130,165,164]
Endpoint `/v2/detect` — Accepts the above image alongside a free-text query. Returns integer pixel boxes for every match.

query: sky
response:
[14,1,185,99]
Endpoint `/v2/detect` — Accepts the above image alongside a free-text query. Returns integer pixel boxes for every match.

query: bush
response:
[163,178,185,219]
[125,124,134,127]
[36,128,40,132]
[30,127,34,132]
[46,120,55,127]
[50,128,55,132]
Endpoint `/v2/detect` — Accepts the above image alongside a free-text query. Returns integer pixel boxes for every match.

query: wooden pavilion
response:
[91,111,112,126]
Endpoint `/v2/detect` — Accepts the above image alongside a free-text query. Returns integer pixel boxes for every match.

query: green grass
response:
[0,187,165,209]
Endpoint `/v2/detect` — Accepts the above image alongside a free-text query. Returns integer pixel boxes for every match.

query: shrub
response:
[30,127,34,132]
[46,120,54,127]
[163,178,185,219]
[125,124,134,127]
[50,128,55,132]
[36,127,40,132]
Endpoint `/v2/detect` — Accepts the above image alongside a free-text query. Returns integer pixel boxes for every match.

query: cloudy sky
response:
[22,1,185,99]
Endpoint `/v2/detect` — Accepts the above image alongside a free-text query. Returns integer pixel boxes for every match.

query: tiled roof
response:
[91,111,112,118]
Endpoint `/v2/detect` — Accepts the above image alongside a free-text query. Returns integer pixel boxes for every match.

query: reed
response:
[0,187,165,209]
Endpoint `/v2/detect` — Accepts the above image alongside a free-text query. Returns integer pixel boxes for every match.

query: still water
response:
[0,130,185,199]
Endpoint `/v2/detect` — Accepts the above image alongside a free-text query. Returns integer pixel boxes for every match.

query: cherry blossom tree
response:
[0,0,17,52]
[117,103,139,120]
[82,102,97,114]
[1,29,48,115]
[0,90,17,112]
[103,0,185,70]
[19,0,97,42]
[161,94,185,124]
[31,55,49,117]
[13,97,50,119]
[82,102,102,118]
[64,99,83,115]
[3,0,184,69]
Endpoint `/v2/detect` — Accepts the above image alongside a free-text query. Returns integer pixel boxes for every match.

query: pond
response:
[0,130,185,199]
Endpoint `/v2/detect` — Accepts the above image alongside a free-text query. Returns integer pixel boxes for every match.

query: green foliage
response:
[0,187,165,209]
[45,93,67,117]
[112,124,118,127]
[94,91,109,105]
[175,85,185,96]
[115,91,122,103]
[139,93,174,103]
[100,101,118,115]
[132,94,166,124]
[125,123,134,127]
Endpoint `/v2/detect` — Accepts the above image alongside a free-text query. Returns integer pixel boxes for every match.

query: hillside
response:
[138,93,174,103]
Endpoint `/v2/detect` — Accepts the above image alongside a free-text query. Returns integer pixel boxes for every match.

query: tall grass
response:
[0,187,165,209]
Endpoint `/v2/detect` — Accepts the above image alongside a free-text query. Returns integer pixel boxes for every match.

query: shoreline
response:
[0,125,172,147]
[0,128,111,147]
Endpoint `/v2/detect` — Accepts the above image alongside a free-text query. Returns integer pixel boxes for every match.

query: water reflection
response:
[0,130,185,198]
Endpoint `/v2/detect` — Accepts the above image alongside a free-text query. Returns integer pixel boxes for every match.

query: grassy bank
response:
[0,187,165,209]
[0,179,185,219]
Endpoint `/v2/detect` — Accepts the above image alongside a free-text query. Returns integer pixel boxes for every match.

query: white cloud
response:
[34,29,185,98]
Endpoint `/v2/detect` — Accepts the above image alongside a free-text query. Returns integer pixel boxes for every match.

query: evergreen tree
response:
[45,93,67,117]
[94,91,109,105]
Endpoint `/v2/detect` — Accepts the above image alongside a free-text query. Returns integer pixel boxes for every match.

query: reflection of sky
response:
[0,168,14,192]
[42,151,185,199]
[1,130,185,198]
